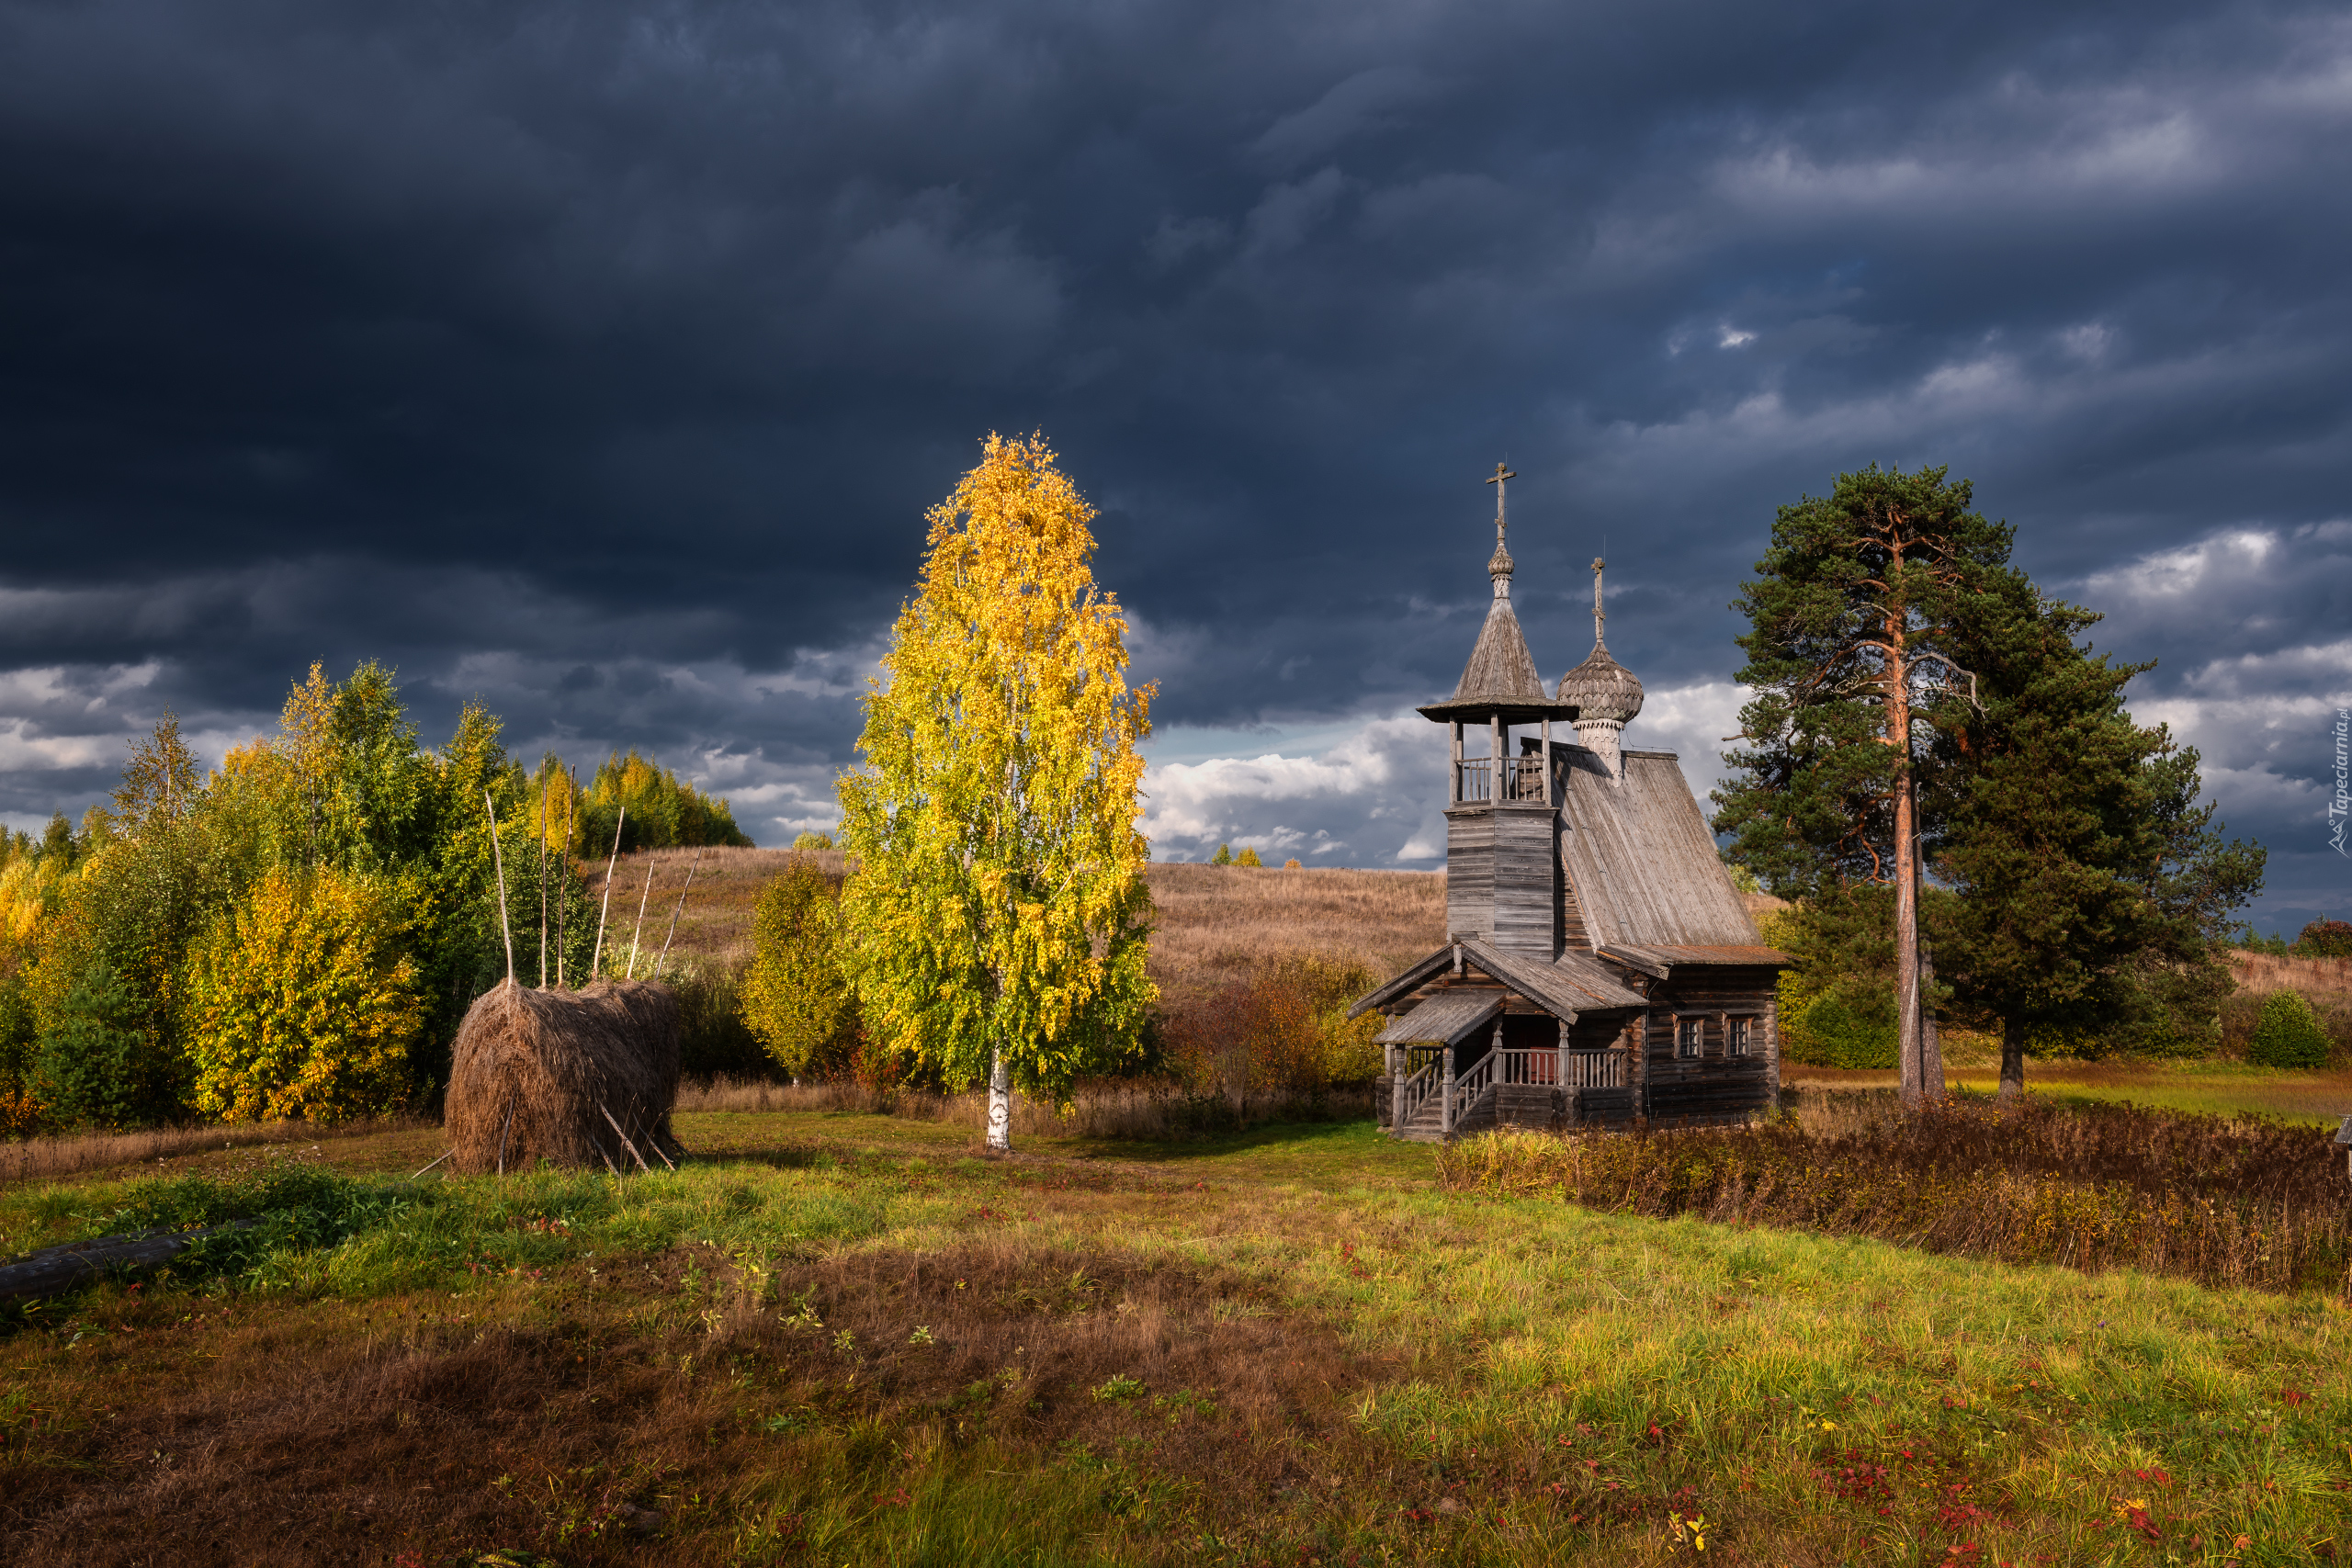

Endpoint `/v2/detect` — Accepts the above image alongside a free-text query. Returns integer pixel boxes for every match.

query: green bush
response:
[2247,989,2329,1068]
[741,857,858,1078]
[2293,919,2352,958]
[1781,984,1898,1070]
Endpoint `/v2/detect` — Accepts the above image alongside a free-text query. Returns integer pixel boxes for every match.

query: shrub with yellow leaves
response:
[180,864,424,1122]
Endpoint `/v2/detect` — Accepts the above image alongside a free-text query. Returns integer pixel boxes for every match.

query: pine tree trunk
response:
[1892,693,1923,1109]
[1918,937,1943,1097]
[986,1046,1012,1153]
[1999,1016,2026,1100]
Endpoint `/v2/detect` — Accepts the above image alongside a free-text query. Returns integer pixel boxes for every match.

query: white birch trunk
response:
[986,1046,1012,1153]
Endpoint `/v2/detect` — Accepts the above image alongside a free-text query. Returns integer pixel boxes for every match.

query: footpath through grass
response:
[1,1112,2347,1566]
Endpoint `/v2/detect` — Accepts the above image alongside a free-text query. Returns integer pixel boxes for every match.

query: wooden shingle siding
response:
[1556,749,1763,951]
[1446,801,1557,955]
[1445,809,1494,942]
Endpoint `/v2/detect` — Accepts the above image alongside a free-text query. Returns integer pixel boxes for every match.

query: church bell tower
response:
[1414,465,1580,957]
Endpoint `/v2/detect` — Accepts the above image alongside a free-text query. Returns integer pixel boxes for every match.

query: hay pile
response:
[446,979,682,1175]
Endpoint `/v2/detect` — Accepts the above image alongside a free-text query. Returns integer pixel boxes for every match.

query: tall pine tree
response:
[1714,465,2010,1104]
[1929,577,2263,1092]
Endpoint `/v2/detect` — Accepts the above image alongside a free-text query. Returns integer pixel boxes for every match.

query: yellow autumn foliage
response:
[180,865,423,1122]
[838,432,1157,1096]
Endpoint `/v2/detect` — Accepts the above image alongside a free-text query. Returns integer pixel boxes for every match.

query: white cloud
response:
[1138,682,1746,865]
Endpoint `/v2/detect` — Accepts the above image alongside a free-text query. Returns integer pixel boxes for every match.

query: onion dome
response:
[1557,557,1643,725]
[1557,639,1644,726]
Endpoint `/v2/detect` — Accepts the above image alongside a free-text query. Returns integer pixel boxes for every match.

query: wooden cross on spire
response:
[1486,461,1516,546]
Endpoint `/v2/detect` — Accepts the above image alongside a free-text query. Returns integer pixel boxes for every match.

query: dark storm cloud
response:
[0,0,2346,919]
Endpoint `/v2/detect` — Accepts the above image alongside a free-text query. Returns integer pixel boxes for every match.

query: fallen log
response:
[0,1222,257,1303]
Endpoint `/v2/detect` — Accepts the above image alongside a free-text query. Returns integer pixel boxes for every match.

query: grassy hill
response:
[585,849,1447,1008]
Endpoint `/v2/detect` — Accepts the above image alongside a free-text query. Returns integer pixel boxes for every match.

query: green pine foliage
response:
[1713,464,2015,898]
[2247,989,2330,1069]
[1928,572,2261,1077]
[28,960,181,1130]
[578,750,754,854]
[1211,843,1232,866]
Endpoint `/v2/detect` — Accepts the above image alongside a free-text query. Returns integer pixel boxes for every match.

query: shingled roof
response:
[1556,746,1776,952]
[1345,936,1649,1021]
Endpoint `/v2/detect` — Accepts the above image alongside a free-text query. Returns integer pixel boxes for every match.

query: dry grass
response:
[0,1118,421,1189]
[581,848,848,969]
[6,1118,2349,1563]
[1442,1097,2352,1296]
[601,850,1448,1007]
[446,980,681,1175]
[2228,948,2352,1005]
[1142,862,1443,1010]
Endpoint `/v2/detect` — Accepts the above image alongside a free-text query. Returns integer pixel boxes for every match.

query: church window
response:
[1728,1017,1753,1056]
[1676,1016,1702,1058]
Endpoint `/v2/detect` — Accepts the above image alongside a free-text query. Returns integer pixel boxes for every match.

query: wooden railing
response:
[1453,1049,1498,1117]
[1454,756,1549,804]
[1393,1045,1631,1138]
[1483,1048,1631,1088]
[1398,1060,1440,1128]
[1564,1049,1629,1089]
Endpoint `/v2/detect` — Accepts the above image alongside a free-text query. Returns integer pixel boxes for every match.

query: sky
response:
[1,0,2346,934]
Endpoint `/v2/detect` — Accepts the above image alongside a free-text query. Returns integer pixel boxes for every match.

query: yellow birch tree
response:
[837,433,1156,1150]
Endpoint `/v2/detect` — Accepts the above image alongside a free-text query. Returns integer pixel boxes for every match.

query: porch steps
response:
[1393,1085,1498,1143]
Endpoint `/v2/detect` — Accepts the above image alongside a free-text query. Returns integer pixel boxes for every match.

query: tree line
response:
[0,665,752,1134]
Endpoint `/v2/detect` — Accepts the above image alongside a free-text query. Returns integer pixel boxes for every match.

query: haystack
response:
[446,979,682,1175]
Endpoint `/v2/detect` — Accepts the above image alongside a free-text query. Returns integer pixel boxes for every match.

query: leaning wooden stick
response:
[485,792,514,984]
[654,847,705,972]
[598,1101,651,1172]
[590,807,625,979]
[629,1106,677,1170]
[410,1149,455,1179]
[625,856,655,979]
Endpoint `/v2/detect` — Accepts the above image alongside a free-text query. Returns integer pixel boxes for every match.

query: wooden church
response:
[1354,466,1787,1141]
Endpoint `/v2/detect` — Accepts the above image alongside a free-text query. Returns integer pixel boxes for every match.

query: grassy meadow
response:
[5,1111,2350,1566]
[6,855,2351,1563]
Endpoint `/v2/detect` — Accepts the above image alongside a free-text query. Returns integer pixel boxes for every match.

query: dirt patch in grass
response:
[0,1241,1407,1565]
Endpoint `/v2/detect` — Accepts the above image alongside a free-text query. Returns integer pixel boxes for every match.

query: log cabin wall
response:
[1635,966,1779,1125]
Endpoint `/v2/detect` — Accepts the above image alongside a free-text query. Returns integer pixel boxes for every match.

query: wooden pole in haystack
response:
[485,791,514,984]
[654,846,704,974]
[626,856,655,980]
[537,767,550,989]
[591,807,625,979]
[557,767,575,988]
